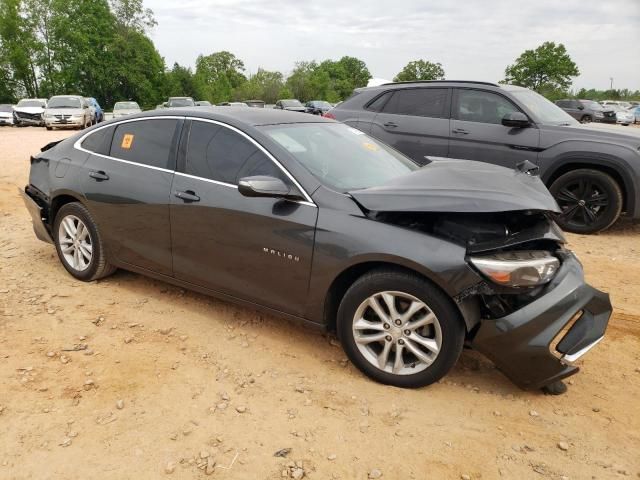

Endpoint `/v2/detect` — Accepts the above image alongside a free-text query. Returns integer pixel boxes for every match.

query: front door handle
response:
[89,170,109,181]
[383,122,398,128]
[174,190,200,203]
[452,128,470,135]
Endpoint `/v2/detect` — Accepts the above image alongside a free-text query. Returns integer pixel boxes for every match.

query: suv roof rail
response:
[380,80,500,87]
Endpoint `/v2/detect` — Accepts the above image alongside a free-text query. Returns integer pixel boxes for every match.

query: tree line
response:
[1,1,637,109]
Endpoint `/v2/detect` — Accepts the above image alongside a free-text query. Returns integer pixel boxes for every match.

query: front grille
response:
[15,111,42,121]
[54,114,72,120]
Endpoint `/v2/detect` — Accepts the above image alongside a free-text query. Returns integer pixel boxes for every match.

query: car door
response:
[369,87,451,165]
[170,119,318,316]
[556,100,580,120]
[448,88,541,169]
[80,117,181,276]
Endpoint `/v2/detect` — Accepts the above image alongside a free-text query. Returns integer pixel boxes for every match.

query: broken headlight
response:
[469,250,559,287]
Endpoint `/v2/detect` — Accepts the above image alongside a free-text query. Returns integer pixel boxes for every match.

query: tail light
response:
[323,111,336,119]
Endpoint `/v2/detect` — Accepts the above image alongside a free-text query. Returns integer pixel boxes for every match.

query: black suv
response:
[555,99,616,124]
[328,81,640,234]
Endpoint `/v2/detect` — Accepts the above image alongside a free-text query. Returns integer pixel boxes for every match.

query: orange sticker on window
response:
[362,142,379,152]
[121,134,134,149]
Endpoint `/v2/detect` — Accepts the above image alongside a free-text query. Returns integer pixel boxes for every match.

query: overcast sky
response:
[146,0,640,91]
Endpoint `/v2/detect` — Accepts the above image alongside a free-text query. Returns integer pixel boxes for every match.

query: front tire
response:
[337,269,464,388]
[549,169,622,234]
[53,202,116,281]
[581,115,592,123]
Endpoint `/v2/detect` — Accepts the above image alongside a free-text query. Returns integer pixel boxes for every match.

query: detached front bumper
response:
[472,254,611,390]
[20,186,53,244]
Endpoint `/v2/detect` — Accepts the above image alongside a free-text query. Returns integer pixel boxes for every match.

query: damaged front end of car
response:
[350,160,612,390]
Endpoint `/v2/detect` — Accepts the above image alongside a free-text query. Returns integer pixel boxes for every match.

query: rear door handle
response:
[452,128,470,135]
[89,170,109,181]
[174,190,200,203]
[383,122,398,128]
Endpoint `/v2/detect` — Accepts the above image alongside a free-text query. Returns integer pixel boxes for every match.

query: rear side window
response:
[185,121,286,185]
[81,126,114,155]
[381,88,448,118]
[110,119,178,169]
[366,91,393,111]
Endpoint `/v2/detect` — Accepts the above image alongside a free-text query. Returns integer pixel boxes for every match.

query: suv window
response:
[82,126,115,155]
[110,119,178,169]
[456,89,519,124]
[556,100,570,108]
[185,120,287,185]
[366,91,393,112]
[381,88,448,118]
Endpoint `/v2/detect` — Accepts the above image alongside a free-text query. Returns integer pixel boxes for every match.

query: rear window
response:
[381,88,448,118]
[81,126,115,155]
[366,92,393,111]
[110,119,179,169]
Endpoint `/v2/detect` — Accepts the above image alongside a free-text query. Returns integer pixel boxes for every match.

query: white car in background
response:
[44,95,92,130]
[112,101,142,118]
[13,98,47,126]
[0,104,14,126]
[609,105,634,126]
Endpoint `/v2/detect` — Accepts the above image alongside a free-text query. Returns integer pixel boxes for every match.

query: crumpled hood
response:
[14,106,44,114]
[349,159,561,214]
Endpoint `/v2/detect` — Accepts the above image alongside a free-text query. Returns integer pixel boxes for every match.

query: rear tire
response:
[581,115,592,123]
[53,202,116,281]
[46,126,52,131]
[337,269,464,388]
[549,169,622,234]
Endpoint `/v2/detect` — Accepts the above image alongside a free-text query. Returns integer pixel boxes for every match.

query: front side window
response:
[455,89,520,124]
[185,121,286,185]
[381,88,448,118]
[110,119,178,169]
[366,91,393,111]
[261,123,418,192]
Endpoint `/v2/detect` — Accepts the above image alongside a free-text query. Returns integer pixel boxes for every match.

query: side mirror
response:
[163,102,169,107]
[502,111,530,128]
[577,105,584,110]
[238,175,291,199]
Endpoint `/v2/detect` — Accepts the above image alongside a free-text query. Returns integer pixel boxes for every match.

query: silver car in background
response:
[609,105,634,126]
[112,101,142,118]
[44,95,92,130]
[0,104,14,126]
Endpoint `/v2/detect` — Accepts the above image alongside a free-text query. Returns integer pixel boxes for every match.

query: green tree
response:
[233,68,286,103]
[393,60,445,82]
[164,63,203,100]
[503,41,580,92]
[195,51,246,103]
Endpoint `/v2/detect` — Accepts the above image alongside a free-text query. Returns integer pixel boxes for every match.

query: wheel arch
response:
[322,261,472,334]
[542,157,635,215]
[49,190,88,226]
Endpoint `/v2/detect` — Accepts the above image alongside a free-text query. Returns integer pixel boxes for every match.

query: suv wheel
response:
[337,269,464,388]
[580,115,592,123]
[549,169,622,234]
[53,202,116,281]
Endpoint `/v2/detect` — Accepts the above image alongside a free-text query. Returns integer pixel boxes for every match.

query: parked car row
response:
[2,96,143,129]
[555,98,639,125]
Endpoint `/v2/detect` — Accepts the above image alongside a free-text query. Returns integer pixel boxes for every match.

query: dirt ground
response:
[1,126,639,480]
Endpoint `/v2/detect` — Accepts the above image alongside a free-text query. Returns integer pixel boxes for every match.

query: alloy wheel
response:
[352,291,442,375]
[57,214,93,271]
[555,178,609,229]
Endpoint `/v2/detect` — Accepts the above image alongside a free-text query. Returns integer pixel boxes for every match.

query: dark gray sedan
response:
[21,108,611,393]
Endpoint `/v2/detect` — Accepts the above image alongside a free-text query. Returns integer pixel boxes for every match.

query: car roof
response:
[123,106,334,127]
[354,80,529,95]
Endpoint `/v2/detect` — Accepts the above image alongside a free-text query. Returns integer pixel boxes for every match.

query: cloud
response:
[146,0,640,90]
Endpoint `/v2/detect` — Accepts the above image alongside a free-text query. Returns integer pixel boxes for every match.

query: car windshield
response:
[262,123,418,191]
[282,100,303,107]
[229,102,248,107]
[314,101,331,108]
[510,90,577,126]
[48,97,82,108]
[0,104,12,112]
[17,99,45,108]
[114,102,140,110]
[581,101,603,110]
[169,98,194,107]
